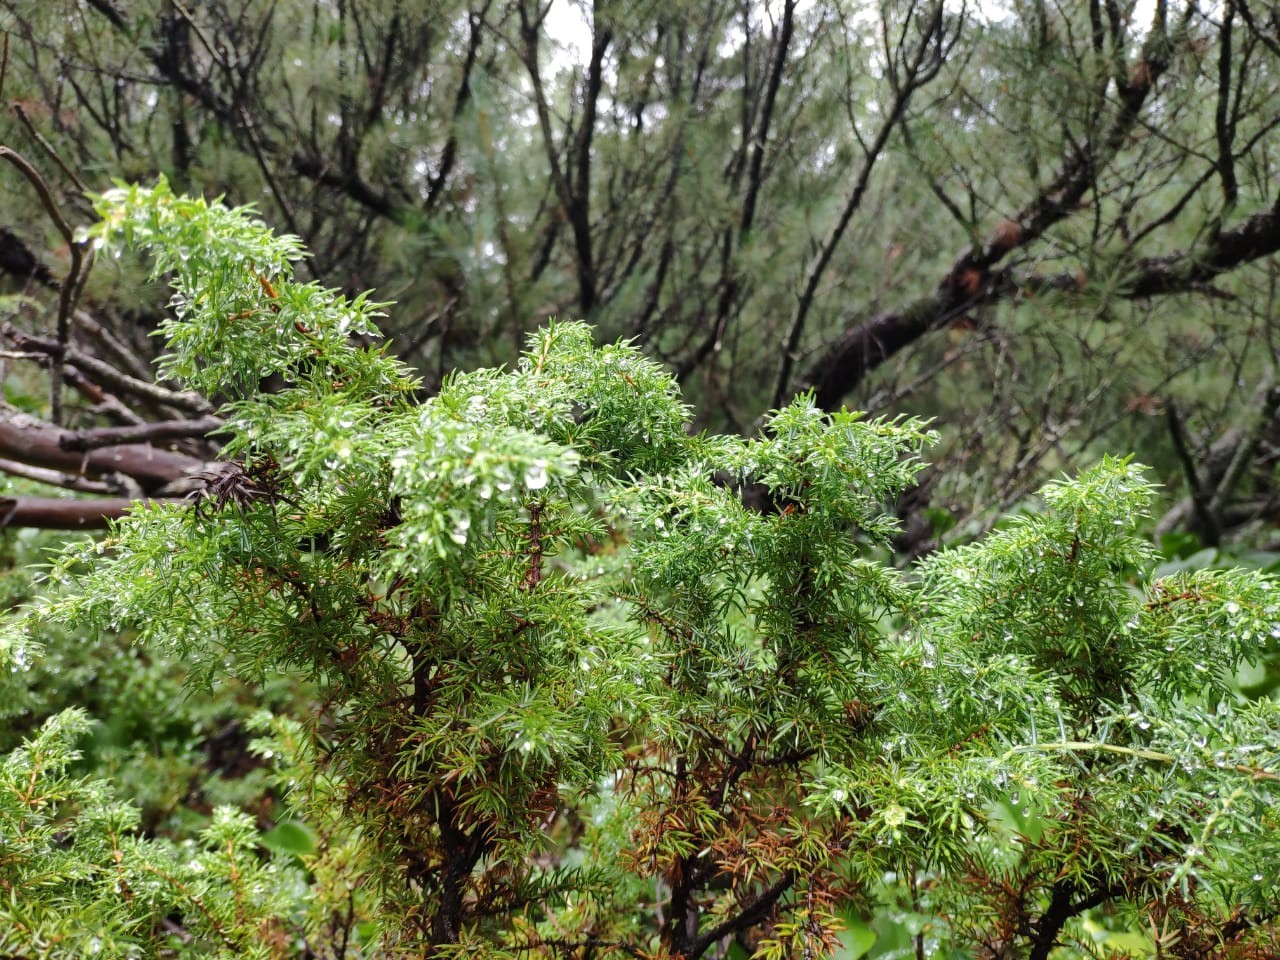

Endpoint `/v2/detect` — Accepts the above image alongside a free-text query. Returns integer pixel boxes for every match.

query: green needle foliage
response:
[0,708,304,959]
[3,182,1278,958]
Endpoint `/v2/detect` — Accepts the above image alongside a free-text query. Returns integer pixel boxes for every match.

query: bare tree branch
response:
[771,2,956,410]
[0,404,208,492]
[58,416,223,452]
[0,456,121,494]
[679,0,797,375]
[793,10,1229,411]
[0,495,158,529]
[0,142,91,424]
[5,328,215,415]
[691,872,795,958]
[426,2,492,212]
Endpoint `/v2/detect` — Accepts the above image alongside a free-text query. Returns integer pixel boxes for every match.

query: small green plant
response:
[3,181,1277,958]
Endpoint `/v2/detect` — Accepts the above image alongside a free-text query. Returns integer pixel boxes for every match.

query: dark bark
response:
[568,20,612,314]
[1028,879,1122,960]
[799,192,1280,412]
[0,496,157,529]
[290,153,404,222]
[1123,198,1280,298]
[427,792,491,950]
[801,293,962,411]
[0,227,57,287]
[690,872,794,959]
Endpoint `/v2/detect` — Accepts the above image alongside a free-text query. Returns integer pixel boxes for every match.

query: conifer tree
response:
[3,184,1278,958]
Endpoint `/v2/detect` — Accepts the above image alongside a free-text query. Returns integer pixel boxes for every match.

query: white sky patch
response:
[539,0,1168,74]
[542,0,592,64]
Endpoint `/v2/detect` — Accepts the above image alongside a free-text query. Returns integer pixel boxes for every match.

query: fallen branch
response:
[0,496,161,530]
[0,457,121,494]
[58,416,224,452]
[6,329,215,416]
[0,404,209,492]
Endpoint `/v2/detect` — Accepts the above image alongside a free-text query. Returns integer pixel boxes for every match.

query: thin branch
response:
[1164,400,1220,544]
[676,0,798,375]
[1236,1,1280,63]
[0,457,120,494]
[739,0,797,245]
[517,0,609,314]
[691,871,795,957]
[1206,373,1277,518]
[10,102,90,194]
[0,143,91,423]
[82,0,128,31]
[1013,741,1280,782]
[6,328,215,415]
[83,0,410,224]
[1214,2,1238,211]
[426,1,492,211]
[72,309,158,384]
[58,416,224,452]
[771,2,955,410]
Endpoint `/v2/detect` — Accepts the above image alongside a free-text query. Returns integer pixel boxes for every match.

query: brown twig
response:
[1164,400,1220,545]
[0,457,119,494]
[0,142,90,424]
[0,31,9,101]
[6,328,214,415]
[10,102,91,194]
[58,415,224,452]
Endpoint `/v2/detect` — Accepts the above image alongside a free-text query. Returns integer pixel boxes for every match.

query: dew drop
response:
[524,460,549,490]
[449,513,471,546]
